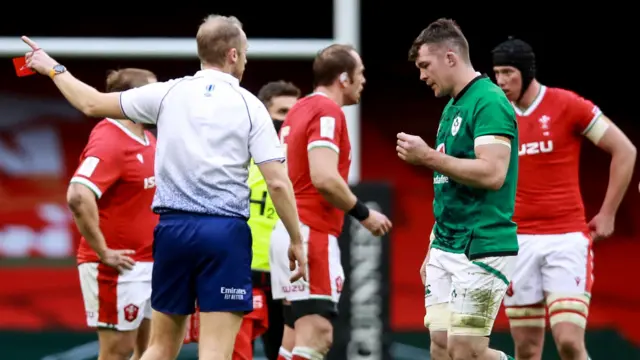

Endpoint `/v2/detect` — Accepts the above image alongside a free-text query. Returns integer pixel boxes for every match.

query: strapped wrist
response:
[348,200,370,221]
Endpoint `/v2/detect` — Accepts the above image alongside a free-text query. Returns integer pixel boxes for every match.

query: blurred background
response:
[0,2,638,359]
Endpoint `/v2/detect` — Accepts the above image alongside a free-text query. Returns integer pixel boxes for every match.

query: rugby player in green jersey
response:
[397,18,518,360]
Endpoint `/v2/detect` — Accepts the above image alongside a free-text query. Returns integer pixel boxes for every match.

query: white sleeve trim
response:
[581,108,603,135]
[582,113,610,145]
[70,176,103,199]
[307,140,340,153]
[255,157,286,165]
[474,135,511,149]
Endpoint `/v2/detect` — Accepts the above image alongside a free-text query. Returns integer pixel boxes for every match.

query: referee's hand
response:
[100,248,136,273]
[21,36,58,77]
[288,242,307,282]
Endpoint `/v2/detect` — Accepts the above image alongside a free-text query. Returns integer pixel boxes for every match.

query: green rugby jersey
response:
[431,75,519,260]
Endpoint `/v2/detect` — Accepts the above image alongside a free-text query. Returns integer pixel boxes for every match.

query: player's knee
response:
[546,293,589,329]
[551,322,587,359]
[424,303,450,332]
[98,331,136,359]
[554,331,585,359]
[447,335,489,360]
[292,320,332,358]
[513,337,544,360]
[507,325,544,360]
[505,304,546,328]
[295,315,333,354]
[430,343,449,360]
[428,331,448,360]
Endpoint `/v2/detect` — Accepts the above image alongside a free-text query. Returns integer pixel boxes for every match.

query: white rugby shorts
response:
[78,261,153,331]
[503,232,594,306]
[269,220,344,303]
[425,248,516,334]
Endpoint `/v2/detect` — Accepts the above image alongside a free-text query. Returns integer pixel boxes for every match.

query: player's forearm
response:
[423,151,505,190]
[600,147,637,215]
[67,198,108,258]
[313,175,358,212]
[52,72,110,118]
[267,180,303,244]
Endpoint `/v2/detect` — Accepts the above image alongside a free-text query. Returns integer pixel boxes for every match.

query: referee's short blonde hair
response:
[197,14,244,68]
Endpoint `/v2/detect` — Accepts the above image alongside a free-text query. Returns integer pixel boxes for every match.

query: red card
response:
[12,56,35,77]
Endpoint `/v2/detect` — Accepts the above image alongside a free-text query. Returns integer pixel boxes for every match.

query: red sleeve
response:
[70,129,122,198]
[567,91,603,135]
[306,104,345,154]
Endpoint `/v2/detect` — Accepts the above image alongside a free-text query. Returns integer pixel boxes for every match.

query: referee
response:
[249,81,301,360]
[21,15,307,360]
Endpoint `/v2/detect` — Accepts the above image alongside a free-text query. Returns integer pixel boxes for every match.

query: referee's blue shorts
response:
[151,212,253,315]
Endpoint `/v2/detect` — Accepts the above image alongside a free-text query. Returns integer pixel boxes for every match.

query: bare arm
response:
[19,37,124,119]
[66,183,108,258]
[591,117,637,216]
[422,136,512,190]
[257,161,302,243]
[52,73,124,119]
[308,147,357,211]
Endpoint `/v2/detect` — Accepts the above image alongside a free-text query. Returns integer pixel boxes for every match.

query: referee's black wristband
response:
[348,200,370,222]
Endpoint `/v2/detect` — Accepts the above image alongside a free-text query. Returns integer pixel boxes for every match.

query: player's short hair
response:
[197,14,244,67]
[105,68,156,92]
[257,81,301,106]
[408,18,470,63]
[313,44,357,87]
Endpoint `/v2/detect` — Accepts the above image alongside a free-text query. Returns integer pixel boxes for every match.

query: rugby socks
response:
[291,346,323,360]
[277,347,292,360]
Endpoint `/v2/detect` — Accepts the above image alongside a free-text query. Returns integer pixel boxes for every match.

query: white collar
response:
[195,69,239,86]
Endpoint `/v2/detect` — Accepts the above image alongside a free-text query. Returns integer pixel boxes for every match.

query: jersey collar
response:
[452,73,487,105]
[195,69,240,86]
[513,85,547,116]
[107,118,150,146]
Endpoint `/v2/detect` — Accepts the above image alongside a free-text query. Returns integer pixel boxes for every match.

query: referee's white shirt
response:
[119,69,285,219]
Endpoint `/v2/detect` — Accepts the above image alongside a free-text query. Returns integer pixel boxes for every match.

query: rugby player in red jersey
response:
[67,68,159,360]
[269,44,392,360]
[493,38,636,360]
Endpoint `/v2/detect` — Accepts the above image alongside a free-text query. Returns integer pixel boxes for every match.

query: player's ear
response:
[445,51,456,67]
[339,72,349,87]
[228,48,238,63]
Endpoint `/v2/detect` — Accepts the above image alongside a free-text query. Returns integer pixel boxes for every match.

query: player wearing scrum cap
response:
[493,38,636,360]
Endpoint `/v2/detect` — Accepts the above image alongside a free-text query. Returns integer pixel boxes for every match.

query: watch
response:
[49,64,67,79]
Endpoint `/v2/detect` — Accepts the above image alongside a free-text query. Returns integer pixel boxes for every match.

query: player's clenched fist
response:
[396,132,432,165]
[21,36,59,76]
[361,209,392,236]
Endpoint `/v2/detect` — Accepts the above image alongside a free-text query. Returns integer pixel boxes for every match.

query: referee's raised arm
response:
[22,14,305,360]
